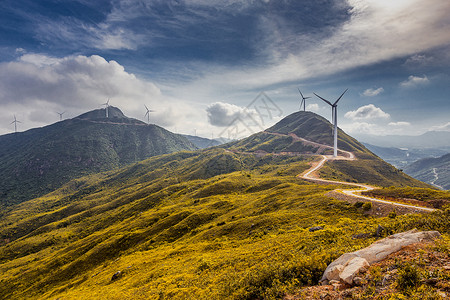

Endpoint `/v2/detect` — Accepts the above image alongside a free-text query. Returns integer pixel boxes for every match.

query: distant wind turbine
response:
[10,115,21,133]
[298,88,311,111]
[102,98,110,118]
[144,105,155,124]
[57,111,65,121]
[314,89,348,157]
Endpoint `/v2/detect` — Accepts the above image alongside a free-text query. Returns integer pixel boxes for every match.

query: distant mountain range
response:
[363,143,448,169]
[183,134,229,149]
[0,106,197,206]
[359,131,450,150]
[404,153,450,190]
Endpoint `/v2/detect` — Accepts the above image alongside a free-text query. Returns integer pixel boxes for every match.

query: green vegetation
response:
[319,158,431,188]
[364,187,450,202]
[0,107,196,206]
[0,148,448,299]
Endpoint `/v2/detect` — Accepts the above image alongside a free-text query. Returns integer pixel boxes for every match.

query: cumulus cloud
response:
[344,104,390,120]
[206,102,259,127]
[0,54,177,133]
[341,122,385,135]
[362,87,384,97]
[388,121,411,127]
[400,75,430,88]
[0,54,160,107]
[306,103,320,112]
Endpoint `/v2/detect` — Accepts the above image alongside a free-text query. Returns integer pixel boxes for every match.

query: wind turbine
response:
[144,105,154,124]
[102,98,110,118]
[314,89,348,157]
[57,111,65,121]
[298,88,311,111]
[10,115,21,133]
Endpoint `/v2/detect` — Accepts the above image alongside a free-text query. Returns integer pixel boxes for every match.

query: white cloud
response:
[0,54,192,134]
[430,122,450,132]
[400,75,430,88]
[183,0,450,92]
[206,102,259,127]
[362,87,384,97]
[388,121,411,127]
[341,122,385,136]
[344,104,390,120]
[306,103,319,112]
[404,54,435,68]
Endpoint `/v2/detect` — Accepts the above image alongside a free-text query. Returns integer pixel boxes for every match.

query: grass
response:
[0,149,448,299]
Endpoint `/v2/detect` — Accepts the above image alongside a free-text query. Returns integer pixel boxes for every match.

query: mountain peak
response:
[76,106,126,120]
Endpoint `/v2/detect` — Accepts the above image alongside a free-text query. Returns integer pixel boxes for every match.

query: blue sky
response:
[0,0,449,141]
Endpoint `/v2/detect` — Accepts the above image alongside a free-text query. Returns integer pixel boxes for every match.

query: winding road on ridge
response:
[263,132,436,213]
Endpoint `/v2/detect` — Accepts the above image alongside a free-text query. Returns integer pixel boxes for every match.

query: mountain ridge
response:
[0,106,197,206]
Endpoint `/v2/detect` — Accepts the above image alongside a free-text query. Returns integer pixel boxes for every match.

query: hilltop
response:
[0,106,197,206]
[226,111,429,188]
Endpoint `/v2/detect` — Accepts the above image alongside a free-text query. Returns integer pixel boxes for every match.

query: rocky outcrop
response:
[321,229,441,285]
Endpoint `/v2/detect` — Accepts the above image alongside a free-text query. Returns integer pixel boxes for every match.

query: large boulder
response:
[321,229,441,285]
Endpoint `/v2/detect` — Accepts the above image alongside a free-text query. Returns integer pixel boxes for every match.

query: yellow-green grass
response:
[0,149,448,299]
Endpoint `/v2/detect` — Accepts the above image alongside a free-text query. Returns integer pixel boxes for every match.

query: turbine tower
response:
[57,111,65,121]
[298,88,311,111]
[314,89,348,157]
[144,105,154,124]
[102,98,110,118]
[10,115,21,133]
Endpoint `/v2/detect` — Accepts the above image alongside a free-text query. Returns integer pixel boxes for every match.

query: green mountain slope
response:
[0,107,197,206]
[0,148,448,300]
[226,111,430,188]
[404,153,450,190]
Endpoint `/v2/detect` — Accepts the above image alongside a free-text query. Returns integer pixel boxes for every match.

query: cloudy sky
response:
[0,0,449,141]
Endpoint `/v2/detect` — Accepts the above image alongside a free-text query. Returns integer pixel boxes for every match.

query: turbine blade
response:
[333,88,348,106]
[298,88,304,99]
[314,93,333,106]
[304,96,311,99]
[144,104,149,111]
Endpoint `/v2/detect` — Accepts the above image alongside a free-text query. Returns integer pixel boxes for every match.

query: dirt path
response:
[263,131,436,213]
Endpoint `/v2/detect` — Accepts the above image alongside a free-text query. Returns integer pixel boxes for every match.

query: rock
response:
[381,275,391,286]
[352,233,371,239]
[326,265,344,281]
[375,225,385,237]
[353,276,363,286]
[339,257,370,285]
[111,271,122,281]
[309,226,324,232]
[320,229,441,285]
[329,280,340,285]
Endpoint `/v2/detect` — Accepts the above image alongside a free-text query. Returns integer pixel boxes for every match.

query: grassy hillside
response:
[0,149,448,299]
[0,107,197,206]
[226,111,431,188]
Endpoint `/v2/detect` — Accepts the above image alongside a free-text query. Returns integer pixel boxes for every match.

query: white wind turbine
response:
[10,115,21,133]
[102,98,110,118]
[144,105,154,124]
[298,88,311,111]
[57,111,65,121]
[314,89,348,157]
